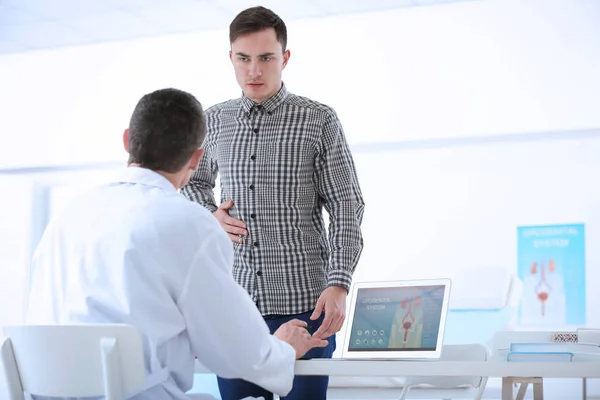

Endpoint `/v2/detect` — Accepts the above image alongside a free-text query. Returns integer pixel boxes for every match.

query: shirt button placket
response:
[250,112,261,286]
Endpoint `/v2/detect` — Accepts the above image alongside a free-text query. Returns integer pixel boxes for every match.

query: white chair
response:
[444,267,523,347]
[0,324,145,400]
[398,343,489,400]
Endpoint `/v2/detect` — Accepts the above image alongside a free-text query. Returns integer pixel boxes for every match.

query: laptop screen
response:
[347,284,447,353]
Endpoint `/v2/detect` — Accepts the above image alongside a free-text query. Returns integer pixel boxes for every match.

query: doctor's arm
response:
[177,228,325,396]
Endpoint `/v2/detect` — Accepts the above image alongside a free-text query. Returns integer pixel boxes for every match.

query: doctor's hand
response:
[311,286,347,340]
[212,200,248,243]
[274,319,329,359]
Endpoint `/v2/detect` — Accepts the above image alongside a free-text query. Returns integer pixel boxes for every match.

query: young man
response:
[25,88,328,400]
[181,6,365,400]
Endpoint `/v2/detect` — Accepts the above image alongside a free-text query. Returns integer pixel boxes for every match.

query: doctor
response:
[25,88,328,400]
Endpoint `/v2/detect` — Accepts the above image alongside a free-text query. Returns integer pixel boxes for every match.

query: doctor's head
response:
[123,88,206,189]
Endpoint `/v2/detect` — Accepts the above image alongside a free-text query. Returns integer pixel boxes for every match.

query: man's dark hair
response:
[127,88,206,173]
[229,6,287,51]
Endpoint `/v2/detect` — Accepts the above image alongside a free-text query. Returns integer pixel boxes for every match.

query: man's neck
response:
[245,81,283,103]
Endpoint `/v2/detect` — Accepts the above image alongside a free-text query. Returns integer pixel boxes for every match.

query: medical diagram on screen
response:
[389,296,424,348]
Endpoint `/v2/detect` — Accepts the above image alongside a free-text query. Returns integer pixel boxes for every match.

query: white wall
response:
[0,176,34,325]
[1,0,598,324]
[349,132,600,396]
[0,166,128,323]
[0,0,599,169]
[351,132,600,328]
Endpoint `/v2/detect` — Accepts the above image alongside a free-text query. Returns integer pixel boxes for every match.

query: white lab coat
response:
[25,167,295,400]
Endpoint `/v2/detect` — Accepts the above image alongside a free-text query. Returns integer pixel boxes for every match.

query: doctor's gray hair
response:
[127,88,206,173]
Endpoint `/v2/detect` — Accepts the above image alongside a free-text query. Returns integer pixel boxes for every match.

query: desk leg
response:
[516,382,529,400]
[503,377,544,400]
[532,378,543,400]
[583,377,587,400]
[502,377,514,400]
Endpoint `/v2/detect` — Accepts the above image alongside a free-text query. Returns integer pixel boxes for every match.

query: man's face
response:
[230,28,290,103]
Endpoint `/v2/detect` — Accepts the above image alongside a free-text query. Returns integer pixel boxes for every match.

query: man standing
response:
[25,88,328,400]
[181,6,365,400]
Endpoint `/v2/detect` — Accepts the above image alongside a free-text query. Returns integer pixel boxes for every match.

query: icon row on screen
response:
[356,338,384,345]
[357,330,385,336]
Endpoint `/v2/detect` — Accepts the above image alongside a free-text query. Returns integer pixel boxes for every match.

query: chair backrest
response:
[444,273,523,347]
[449,267,513,311]
[1,324,145,400]
[404,343,490,388]
[0,337,22,400]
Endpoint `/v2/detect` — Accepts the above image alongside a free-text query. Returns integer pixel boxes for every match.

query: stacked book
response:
[506,328,600,362]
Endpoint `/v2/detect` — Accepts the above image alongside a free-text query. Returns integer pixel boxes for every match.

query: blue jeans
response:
[217,309,336,400]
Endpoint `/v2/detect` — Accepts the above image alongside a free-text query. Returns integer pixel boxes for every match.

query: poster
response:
[517,224,586,326]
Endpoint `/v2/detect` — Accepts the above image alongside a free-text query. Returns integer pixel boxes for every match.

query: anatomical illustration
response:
[520,258,566,326]
[389,296,424,348]
[531,260,555,316]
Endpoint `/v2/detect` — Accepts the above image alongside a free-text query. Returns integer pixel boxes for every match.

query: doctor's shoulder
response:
[48,185,103,224]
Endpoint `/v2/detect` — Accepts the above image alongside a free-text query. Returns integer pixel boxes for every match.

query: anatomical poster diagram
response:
[517,224,586,327]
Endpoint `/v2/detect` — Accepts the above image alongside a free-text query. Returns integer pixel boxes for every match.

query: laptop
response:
[341,278,452,360]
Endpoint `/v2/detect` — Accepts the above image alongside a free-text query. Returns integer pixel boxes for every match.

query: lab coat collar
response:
[114,167,177,193]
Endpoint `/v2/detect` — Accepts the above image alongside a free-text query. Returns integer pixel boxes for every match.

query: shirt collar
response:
[240,82,289,114]
[113,167,177,193]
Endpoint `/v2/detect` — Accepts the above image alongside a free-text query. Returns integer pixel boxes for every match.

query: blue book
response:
[507,351,573,362]
[509,342,600,354]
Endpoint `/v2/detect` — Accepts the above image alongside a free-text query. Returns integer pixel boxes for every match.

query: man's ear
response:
[123,129,130,153]
[229,50,233,63]
[189,148,204,171]
[282,49,291,69]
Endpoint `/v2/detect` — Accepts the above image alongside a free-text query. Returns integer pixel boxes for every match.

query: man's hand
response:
[212,200,247,243]
[310,286,347,340]
[274,319,329,359]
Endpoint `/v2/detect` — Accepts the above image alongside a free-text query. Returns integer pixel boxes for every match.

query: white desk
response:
[294,358,599,378]
[294,359,600,400]
[196,359,600,399]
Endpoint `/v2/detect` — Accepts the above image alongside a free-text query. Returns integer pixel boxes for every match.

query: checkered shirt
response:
[181,83,365,315]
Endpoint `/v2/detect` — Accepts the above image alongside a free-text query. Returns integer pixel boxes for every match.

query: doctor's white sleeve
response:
[177,227,296,397]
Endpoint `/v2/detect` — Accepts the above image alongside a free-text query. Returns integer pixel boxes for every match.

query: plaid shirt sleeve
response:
[315,110,365,292]
[181,120,219,213]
